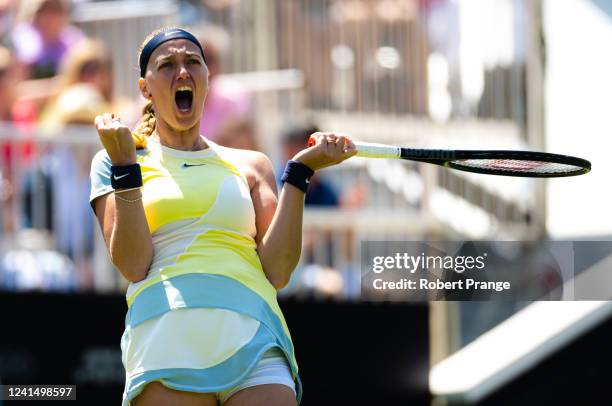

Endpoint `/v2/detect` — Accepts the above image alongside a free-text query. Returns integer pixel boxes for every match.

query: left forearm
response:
[252,132,357,289]
[257,183,305,289]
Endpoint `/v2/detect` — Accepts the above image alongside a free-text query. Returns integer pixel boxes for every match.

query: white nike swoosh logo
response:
[113,173,129,180]
[305,178,310,184]
[165,31,180,36]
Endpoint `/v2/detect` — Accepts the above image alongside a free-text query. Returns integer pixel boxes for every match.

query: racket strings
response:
[451,159,584,174]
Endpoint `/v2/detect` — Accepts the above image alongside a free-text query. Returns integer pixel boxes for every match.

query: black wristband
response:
[281,160,314,193]
[110,164,143,190]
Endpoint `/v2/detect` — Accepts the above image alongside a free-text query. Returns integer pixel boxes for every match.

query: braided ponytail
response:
[132,100,156,149]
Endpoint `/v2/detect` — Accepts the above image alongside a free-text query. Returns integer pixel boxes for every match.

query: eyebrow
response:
[155,51,203,64]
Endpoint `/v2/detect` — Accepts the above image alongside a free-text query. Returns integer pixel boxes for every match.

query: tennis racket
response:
[308,136,591,178]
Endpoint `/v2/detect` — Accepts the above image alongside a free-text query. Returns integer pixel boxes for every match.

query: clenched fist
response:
[94,113,137,166]
[292,132,357,171]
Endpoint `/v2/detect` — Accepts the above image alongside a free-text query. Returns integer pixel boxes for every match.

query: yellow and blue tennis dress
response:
[89,137,301,405]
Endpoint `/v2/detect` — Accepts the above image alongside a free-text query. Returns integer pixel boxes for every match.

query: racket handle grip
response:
[353,142,401,158]
[307,136,401,159]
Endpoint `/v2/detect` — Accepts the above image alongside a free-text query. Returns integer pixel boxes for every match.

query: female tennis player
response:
[89,27,356,406]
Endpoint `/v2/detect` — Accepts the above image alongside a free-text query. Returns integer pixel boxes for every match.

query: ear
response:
[139,78,152,100]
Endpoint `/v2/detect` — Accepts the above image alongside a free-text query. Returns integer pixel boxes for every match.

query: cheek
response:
[196,74,208,91]
[194,74,208,101]
[148,76,170,98]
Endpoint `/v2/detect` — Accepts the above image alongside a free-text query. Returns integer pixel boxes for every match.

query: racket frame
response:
[399,148,591,178]
[351,141,591,178]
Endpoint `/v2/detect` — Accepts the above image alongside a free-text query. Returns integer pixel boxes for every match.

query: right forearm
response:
[93,113,153,282]
[110,190,153,282]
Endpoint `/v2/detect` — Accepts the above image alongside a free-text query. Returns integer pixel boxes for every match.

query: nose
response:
[177,63,189,80]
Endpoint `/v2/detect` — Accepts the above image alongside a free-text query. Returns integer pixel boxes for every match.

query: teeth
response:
[177,86,192,92]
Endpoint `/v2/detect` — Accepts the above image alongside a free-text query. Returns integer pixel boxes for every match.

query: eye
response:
[188,58,201,65]
[159,62,172,69]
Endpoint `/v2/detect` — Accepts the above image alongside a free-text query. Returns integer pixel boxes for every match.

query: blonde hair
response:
[17,0,69,24]
[132,100,155,149]
[40,39,111,130]
[56,38,111,95]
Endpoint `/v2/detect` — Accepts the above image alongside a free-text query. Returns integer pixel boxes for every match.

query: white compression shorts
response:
[217,347,296,404]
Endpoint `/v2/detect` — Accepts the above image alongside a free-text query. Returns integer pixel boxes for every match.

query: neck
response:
[154,119,207,151]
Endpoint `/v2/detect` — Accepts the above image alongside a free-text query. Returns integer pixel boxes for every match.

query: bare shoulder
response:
[213,144,276,186]
[213,142,271,167]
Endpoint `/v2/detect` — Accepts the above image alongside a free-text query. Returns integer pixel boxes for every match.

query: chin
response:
[171,119,199,132]
[171,106,199,128]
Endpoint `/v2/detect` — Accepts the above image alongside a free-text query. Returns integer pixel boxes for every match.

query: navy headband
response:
[139,28,205,78]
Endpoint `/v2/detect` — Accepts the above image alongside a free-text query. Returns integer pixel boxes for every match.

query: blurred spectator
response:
[0,228,77,292]
[20,39,113,269]
[20,139,95,267]
[39,38,112,131]
[0,46,18,122]
[0,0,17,48]
[214,118,259,151]
[12,0,83,80]
[195,25,252,141]
[281,124,339,207]
[0,45,23,233]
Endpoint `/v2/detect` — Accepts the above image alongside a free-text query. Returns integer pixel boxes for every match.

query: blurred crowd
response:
[0,0,524,299]
[0,0,125,292]
[0,0,364,295]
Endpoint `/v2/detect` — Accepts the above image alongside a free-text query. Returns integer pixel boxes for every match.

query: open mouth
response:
[175,86,193,113]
